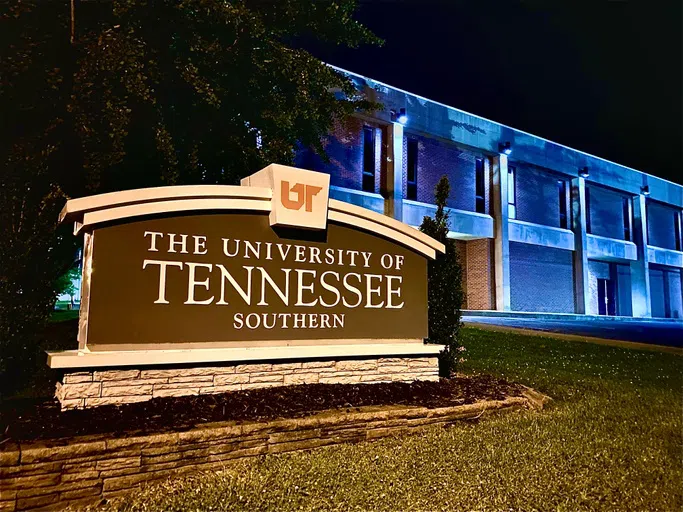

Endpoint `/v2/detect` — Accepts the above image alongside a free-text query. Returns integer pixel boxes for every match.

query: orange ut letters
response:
[281,181,323,212]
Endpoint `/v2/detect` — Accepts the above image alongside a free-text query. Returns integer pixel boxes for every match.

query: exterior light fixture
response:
[579,166,590,178]
[499,142,512,156]
[391,108,408,124]
[641,185,650,196]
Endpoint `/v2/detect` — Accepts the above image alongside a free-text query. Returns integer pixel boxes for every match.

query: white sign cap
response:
[241,164,331,230]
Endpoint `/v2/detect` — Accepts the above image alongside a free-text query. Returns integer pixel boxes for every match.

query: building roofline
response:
[329,64,681,189]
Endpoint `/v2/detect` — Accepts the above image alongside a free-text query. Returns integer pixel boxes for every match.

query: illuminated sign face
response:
[86,213,427,349]
[58,164,443,354]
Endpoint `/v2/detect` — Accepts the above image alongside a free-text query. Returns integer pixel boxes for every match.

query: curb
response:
[464,322,683,355]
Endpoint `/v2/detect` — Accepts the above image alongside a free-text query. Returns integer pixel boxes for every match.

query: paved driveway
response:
[463,316,683,348]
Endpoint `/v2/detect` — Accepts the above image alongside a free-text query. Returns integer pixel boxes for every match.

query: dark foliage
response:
[0,0,380,392]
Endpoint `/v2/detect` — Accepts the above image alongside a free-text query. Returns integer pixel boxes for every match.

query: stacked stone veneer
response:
[0,390,548,512]
[56,357,439,410]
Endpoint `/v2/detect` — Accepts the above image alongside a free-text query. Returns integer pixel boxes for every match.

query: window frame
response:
[585,186,592,234]
[475,158,486,213]
[406,137,418,201]
[507,166,516,219]
[558,179,568,229]
[622,197,632,242]
[362,126,376,193]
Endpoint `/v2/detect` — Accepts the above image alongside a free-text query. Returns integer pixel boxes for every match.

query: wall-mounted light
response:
[641,185,650,196]
[578,166,590,178]
[390,108,408,125]
[498,141,512,156]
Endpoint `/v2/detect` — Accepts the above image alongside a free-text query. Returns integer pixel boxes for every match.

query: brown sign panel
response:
[86,213,427,347]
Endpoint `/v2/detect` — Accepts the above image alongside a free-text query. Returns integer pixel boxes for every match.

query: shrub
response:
[0,153,78,394]
[419,176,465,377]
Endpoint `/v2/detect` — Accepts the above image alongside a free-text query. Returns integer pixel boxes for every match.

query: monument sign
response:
[48,164,444,409]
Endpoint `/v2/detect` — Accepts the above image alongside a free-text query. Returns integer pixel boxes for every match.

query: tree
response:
[55,266,81,308]
[67,0,380,191]
[0,0,380,391]
[419,175,465,377]
[1,1,80,388]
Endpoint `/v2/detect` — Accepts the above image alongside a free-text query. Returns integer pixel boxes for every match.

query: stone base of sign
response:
[0,389,548,512]
[55,357,439,410]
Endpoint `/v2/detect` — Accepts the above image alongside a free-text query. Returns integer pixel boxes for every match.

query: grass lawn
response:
[86,327,682,511]
[50,309,80,322]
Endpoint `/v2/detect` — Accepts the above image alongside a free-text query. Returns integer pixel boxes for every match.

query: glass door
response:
[597,278,616,316]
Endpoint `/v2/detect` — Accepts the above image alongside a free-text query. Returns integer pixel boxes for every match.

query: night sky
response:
[308,0,682,185]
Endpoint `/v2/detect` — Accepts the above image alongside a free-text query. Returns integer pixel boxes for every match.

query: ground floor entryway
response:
[649,265,683,319]
[587,260,632,317]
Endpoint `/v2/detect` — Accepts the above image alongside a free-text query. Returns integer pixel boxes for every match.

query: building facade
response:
[295,67,683,319]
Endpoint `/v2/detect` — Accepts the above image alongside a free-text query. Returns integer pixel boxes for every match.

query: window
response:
[675,211,683,252]
[475,158,485,213]
[362,126,375,193]
[623,197,632,242]
[558,180,568,229]
[585,187,592,234]
[507,166,516,219]
[406,138,418,201]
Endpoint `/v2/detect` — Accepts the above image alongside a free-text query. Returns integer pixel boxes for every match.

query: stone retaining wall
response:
[0,388,548,512]
[55,357,439,410]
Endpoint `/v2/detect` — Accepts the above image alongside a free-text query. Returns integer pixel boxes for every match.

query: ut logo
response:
[281,181,323,212]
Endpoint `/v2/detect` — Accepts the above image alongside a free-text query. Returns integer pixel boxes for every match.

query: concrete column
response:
[630,194,651,317]
[571,177,590,314]
[383,123,404,221]
[491,154,511,311]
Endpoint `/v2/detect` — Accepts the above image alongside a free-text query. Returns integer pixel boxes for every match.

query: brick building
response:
[295,67,683,319]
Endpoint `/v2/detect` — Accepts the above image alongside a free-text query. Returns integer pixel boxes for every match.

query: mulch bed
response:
[0,376,524,444]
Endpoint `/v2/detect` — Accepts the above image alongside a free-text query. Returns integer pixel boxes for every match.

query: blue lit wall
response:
[343,66,683,210]
[587,185,628,240]
[512,163,564,228]
[647,201,679,250]
[402,134,480,212]
[509,242,574,313]
[616,265,633,317]
[294,118,382,193]
[291,67,683,319]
